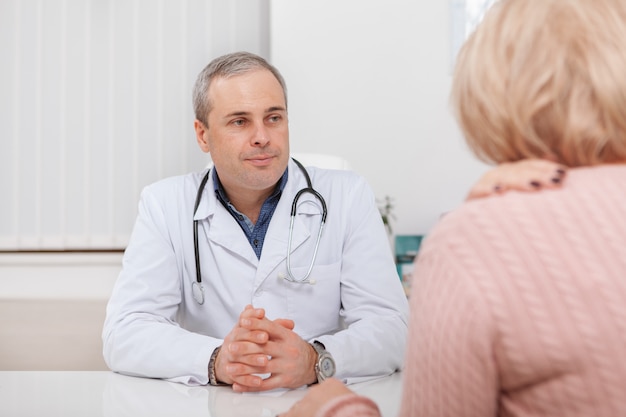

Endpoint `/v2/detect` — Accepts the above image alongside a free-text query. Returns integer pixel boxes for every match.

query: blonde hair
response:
[451,0,626,166]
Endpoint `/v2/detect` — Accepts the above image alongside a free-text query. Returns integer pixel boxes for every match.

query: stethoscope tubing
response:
[285,186,327,283]
[192,158,327,304]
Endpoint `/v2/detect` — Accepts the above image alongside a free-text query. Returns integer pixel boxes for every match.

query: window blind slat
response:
[0,0,269,251]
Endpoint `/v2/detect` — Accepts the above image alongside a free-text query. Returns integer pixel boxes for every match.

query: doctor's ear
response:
[194,119,210,153]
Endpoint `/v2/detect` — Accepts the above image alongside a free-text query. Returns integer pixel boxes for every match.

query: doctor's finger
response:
[240,315,291,339]
[254,367,309,392]
[231,371,288,393]
[260,339,314,383]
[238,305,265,321]
[231,375,268,392]
[227,371,267,392]
[225,317,271,346]
[224,340,270,361]
[230,326,270,344]
[274,318,295,330]
[225,353,270,373]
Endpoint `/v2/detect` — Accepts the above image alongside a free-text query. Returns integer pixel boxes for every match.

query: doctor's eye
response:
[267,115,283,124]
[232,119,246,127]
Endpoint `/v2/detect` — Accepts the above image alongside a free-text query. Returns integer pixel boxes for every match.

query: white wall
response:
[270,0,491,236]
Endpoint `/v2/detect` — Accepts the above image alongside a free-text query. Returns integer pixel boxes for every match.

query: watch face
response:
[320,356,336,377]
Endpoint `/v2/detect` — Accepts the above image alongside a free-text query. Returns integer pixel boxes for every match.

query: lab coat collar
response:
[192,160,319,223]
[190,160,321,278]
[192,169,216,222]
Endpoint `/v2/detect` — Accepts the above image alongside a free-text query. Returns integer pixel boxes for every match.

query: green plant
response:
[377,195,395,236]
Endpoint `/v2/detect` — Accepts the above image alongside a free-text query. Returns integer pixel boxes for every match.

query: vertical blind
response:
[0,0,269,250]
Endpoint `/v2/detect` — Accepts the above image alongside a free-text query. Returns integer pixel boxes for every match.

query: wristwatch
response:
[311,341,336,383]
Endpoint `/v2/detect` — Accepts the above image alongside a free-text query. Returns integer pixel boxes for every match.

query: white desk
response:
[0,371,401,417]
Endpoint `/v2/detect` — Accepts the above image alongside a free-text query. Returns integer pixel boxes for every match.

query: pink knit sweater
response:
[320,165,626,417]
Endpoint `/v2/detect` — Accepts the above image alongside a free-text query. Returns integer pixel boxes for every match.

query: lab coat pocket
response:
[282,262,342,340]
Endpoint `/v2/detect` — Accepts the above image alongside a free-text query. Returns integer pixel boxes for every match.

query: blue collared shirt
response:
[212,168,288,259]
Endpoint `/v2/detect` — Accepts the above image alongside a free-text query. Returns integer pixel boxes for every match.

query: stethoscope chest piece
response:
[277,271,317,285]
[192,281,205,305]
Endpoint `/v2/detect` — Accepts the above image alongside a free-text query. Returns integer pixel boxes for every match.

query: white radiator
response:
[0,0,268,250]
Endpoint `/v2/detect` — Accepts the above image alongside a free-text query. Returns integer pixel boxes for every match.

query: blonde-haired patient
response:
[281,0,626,415]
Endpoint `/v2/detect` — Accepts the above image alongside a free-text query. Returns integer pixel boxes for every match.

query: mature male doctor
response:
[102,51,410,391]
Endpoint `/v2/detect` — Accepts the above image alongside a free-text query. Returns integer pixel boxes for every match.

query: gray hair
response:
[192,51,288,126]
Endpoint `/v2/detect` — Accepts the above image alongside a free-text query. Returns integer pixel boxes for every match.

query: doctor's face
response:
[195,69,290,197]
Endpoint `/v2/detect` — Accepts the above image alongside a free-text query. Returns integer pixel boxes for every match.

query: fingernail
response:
[530,181,541,188]
[241,318,251,326]
[551,177,561,184]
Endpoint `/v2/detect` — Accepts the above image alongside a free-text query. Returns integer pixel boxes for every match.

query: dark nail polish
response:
[551,177,561,184]
[530,181,541,188]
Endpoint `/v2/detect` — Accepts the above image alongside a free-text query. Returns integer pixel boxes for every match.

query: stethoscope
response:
[192,158,328,305]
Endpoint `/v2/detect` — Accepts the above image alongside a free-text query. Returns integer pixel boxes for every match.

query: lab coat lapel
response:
[208,210,259,266]
[193,177,258,267]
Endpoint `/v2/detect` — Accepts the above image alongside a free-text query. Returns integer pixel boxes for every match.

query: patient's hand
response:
[280,378,355,417]
[467,159,566,200]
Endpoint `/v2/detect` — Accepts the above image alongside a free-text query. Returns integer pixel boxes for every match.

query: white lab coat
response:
[103,159,409,386]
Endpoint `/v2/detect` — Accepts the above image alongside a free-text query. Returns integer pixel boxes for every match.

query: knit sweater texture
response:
[321,165,626,417]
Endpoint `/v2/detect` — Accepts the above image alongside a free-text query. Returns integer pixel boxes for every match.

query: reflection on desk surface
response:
[0,371,402,417]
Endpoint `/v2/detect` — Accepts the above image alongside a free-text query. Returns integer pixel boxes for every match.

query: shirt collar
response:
[212,166,289,208]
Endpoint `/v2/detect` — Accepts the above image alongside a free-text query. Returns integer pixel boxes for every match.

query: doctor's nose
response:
[251,124,270,147]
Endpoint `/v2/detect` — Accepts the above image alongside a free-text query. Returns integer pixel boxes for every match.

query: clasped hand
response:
[215,305,318,392]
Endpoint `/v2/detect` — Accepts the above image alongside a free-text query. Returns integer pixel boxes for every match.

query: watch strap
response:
[312,340,326,354]
[208,346,228,386]
[311,341,335,383]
